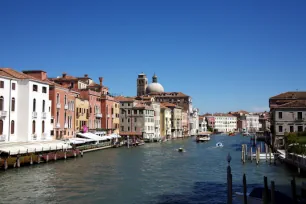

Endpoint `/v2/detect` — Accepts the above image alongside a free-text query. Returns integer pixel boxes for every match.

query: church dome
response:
[146,83,164,94]
[146,73,164,94]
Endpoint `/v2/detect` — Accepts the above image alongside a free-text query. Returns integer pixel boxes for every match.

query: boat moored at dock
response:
[196,132,211,142]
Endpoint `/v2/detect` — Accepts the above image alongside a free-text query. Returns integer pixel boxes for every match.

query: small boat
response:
[228,132,236,136]
[216,142,223,147]
[178,148,184,152]
[235,187,293,204]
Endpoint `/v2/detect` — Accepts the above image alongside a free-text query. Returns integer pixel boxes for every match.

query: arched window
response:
[32,120,36,134]
[42,120,45,133]
[56,93,60,104]
[64,95,67,105]
[0,119,3,135]
[33,99,36,112]
[11,120,14,134]
[0,96,3,111]
[11,97,15,111]
[42,100,45,112]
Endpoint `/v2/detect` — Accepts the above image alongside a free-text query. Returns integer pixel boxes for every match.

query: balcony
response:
[32,134,37,140]
[95,113,102,118]
[42,112,47,119]
[0,135,6,141]
[0,111,7,118]
[64,104,68,110]
[295,118,304,122]
[56,123,60,128]
[56,103,61,109]
[64,123,68,129]
[32,112,37,119]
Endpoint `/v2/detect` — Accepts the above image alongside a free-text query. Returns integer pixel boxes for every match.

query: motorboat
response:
[196,134,211,142]
[235,187,292,204]
[216,142,223,147]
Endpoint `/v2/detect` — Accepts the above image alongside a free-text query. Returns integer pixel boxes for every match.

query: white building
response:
[189,108,199,135]
[246,113,260,132]
[199,116,207,132]
[0,68,52,142]
[214,114,237,132]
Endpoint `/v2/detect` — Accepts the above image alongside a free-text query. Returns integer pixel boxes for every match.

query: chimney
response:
[99,77,103,86]
[62,72,67,78]
[84,74,88,78]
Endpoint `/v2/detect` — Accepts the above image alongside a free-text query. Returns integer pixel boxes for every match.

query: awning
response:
[0,140,72,155]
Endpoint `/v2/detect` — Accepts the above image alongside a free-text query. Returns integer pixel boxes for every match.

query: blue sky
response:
[1,0,306,113]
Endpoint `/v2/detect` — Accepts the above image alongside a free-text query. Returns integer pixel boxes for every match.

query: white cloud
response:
[251,107,269,112]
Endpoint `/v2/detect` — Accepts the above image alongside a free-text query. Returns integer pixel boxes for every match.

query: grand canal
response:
[1,135,306,204]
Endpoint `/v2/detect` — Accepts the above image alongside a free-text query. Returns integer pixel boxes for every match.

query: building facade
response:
[212,114,237,132]
[199,116,207,132]
[189,108,199,136]
[160,104,171,139]
[162,102,182,138]
[0,68,52,142]
[182,111,188,136]
[245,113,260,132]
[75,97,89,132]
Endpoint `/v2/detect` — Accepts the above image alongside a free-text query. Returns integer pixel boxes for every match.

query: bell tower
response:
[137,73,148,96]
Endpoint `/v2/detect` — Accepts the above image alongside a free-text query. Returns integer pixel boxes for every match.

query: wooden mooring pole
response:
[291,177,298,204]
[263,176,269,204]
[243,174,247,204]
[250,146,253,163]
[227,153,232,204]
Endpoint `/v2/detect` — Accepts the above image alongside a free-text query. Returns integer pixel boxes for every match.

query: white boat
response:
[248,153,275,160]
[196,134,210,142]
[235,187,292,204]
[216,142,223,147]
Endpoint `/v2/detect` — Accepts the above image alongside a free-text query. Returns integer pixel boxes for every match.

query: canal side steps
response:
[226,153,305,204]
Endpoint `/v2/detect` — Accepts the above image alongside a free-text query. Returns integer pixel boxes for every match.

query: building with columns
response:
[0,68,52,142]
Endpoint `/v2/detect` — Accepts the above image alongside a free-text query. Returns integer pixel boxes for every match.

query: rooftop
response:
[270,91,306,100]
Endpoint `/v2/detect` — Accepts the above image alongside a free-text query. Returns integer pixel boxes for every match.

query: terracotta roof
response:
[133,104,153,110]
[0,68,50,84]
[160,104,170,109]
[146,92,189,98]
[277,100,306,108]
[161,102,182,109]
[114,96,135,102]
[270,92,306,100]
[50,75,78,81]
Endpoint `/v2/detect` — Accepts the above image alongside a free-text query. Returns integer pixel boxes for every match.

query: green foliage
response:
[207,126,213,132]
[285,131,306,154]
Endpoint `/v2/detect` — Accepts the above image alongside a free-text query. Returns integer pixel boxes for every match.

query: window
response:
[278,126,283,132]
[11,120,14,134]
[12,83,16,90]
[56,111,59,123]
[128,110,130,114]
[122,118,124,122]
[290,126,294,133]
[0,120,3,135]
[298,112,303,120]
[32,120,36,134]
[135,127,137,131]
[42,100,45,112]
[298,126,303,132]
[111,108,114,114]
[51,118,54,123]
[135,118,137,122]
[42,121,45,133]
[56,93,60,104]
[33,99,36,112]
[121,126,124,131]
[0,96,3,111]
[42,87,47,93]
[134,110,137,114]
[33,85,38,92]
[278,112,282,119]
[64,95,67,105]
[128,126,130,131]
[0,81,4,88]
[121,109,124,114]
[128,118,130,123]
[11,97,15,111]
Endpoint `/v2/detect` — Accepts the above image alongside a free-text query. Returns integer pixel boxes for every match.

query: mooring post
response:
[81,151,84,157]
[291,177,298,204]
[30,154,33,165]
[263,176,269,204]
[16,155,20,168]
[227,153,232,204]
[271,181,275,204]
[265,144,268,162]
[245,144,248,161]
[243,174,247,204]
[250,147,253,162]
[241,144,244,162]
[269,146,272,165]
[64,151,67,159]
[4,158,8,170]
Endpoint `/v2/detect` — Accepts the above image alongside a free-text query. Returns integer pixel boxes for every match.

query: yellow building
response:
[75,97,89,132]
[112,101,120,134]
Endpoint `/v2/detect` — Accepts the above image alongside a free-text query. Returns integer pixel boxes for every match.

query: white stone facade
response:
[199,117,207,132]
[189,108,199,135]
[214,115,237,132]
[0,73,52,142]
[246,113,260,132]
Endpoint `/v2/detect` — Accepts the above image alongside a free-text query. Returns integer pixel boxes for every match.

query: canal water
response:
[0,135,305,204]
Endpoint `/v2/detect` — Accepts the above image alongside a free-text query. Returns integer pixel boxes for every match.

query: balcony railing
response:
[0,111,7,118]
[0,135,6,141]
[32,134,37,140]
[42,112,47,119]
[96,113,102,118]
[64,104,68,110]
[32,112,37,119]
[64,123,68,129]
[56,103,61,109]
[56,123,60,128]
[295,118,304,122]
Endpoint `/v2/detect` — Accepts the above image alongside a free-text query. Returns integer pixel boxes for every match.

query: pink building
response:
[237,119,247,132]
[204,114,215,129]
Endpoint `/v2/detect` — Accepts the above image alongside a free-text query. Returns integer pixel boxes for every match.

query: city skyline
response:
[1,0,306,113]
